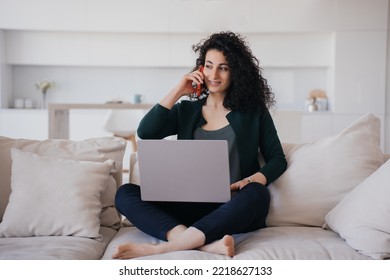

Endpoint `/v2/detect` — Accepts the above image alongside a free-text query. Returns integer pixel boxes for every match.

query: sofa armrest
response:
[384,153,390,162]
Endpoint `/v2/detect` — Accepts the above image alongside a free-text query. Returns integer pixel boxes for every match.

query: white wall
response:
[0,0,389,152]
[0,30,11,108]
[9,65,329,112]
[386,1,390,153]
[0,0,338,33]
[3,31,333,110]
[11,66,187,108]
[333,31,387,115]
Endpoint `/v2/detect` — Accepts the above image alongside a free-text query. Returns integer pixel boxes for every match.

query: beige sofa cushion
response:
[324,159,390,260]
[0,137,16,223]
[0,136,126,229]
[0,149,114,239]
[266,113,384,227]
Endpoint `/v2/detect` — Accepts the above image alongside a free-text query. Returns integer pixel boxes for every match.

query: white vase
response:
[41,92,47,109]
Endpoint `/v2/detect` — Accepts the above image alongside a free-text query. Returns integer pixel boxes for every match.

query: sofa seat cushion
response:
[233,227,371,260]
[101,226,371,260]
[0,227,117,260]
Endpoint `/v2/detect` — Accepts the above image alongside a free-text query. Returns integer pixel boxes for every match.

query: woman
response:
[113,31,287,259]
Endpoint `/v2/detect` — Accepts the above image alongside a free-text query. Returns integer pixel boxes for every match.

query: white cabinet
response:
[301,113,386,151]
[0,109,48,140]
[0,109,111,141]
[301,113,332,143]
[0,108,134,170]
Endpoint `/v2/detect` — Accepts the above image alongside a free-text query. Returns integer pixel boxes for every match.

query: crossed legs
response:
[112,225,234,259]
[113,183,269,259]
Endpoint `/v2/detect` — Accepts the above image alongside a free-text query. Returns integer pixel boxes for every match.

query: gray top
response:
[194,124,241,183]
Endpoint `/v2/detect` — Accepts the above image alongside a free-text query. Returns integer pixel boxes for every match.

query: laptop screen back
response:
[137,140,231,203]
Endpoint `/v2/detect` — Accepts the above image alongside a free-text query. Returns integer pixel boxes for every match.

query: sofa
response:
[0,113,389,260]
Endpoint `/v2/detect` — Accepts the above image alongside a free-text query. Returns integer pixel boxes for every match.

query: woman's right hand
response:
[178,68,204,96]
[159,68,204,109]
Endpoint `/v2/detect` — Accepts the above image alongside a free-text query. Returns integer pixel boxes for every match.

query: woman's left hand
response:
[230,172,267,191]
[230,180,249,191]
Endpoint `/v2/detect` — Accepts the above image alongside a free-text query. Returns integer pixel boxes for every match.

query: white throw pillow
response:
[266,113,384,227]
[0,149,114,239]
[0,136,126,229]
[324,159,390,259]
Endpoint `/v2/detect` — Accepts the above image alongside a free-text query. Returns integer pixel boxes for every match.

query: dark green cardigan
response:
[137,99,287,185]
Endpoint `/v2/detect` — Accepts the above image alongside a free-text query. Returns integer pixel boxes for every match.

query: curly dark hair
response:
[192,31,275,112]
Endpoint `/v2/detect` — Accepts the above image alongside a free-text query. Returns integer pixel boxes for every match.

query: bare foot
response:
[199,235,235,257]
[112,227,209,259]
[112,242,161,259]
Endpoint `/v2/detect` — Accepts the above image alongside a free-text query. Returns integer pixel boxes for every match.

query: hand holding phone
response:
[195,66,204,97]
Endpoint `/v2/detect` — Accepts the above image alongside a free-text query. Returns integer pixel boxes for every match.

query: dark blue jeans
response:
[115,182,270,244]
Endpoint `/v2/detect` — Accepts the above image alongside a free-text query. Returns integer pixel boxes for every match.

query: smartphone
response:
[196,66,204,97]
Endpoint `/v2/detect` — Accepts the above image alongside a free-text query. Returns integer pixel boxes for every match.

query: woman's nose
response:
[208,68,219,79]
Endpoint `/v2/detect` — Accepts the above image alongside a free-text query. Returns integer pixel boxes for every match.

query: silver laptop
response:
[137,140,231,203]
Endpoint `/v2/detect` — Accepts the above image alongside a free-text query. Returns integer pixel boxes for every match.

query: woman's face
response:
[203,49,231,95]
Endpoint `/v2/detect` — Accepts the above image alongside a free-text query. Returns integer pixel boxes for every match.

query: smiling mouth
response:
[208,80,221,86]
